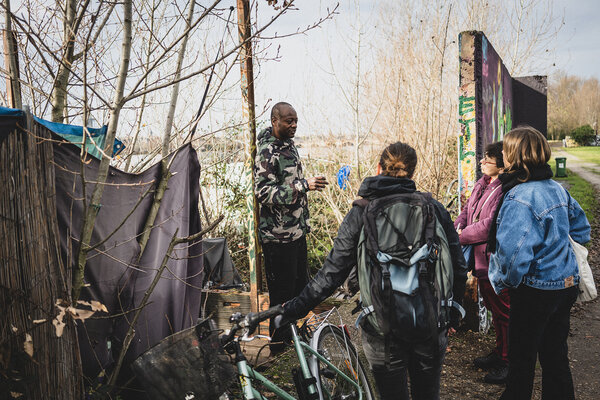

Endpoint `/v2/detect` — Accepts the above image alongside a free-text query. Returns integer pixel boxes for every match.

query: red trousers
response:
[479,278,510,362]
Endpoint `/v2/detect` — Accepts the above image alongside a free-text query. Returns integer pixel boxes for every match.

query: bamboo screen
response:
[1,113,82,399]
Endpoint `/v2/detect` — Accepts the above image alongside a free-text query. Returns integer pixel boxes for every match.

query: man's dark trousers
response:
[262,236,309,350]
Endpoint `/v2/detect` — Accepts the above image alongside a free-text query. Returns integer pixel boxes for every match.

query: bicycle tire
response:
[311,325,374,400]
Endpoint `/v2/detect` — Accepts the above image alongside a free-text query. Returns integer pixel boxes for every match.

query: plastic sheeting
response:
[0,106,124,158]
[202,238,243,288]
[52,130,202,390]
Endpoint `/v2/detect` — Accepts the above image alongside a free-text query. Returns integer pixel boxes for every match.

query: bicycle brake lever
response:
[240,333,271,342]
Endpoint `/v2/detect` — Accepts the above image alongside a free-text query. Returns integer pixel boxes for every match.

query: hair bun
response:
[379,142,417,179]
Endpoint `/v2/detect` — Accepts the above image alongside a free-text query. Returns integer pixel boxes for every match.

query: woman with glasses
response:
[454,141,509,384]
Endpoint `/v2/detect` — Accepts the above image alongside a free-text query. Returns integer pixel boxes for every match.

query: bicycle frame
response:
[235,323,364,400]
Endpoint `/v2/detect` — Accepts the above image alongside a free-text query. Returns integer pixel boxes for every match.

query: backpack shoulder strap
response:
[414,192,440,275]
[417,192,436,239]
[352,198,370,209]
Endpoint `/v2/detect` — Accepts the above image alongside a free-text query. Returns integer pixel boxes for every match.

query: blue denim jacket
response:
[489,179,590,293]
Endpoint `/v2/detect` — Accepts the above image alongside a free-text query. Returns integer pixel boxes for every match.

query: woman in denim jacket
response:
[454,141,509,384]
[488,126,590,400]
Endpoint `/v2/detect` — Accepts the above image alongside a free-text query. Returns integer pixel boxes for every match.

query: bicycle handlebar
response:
[246,304,284,334]
[220,304,284,345]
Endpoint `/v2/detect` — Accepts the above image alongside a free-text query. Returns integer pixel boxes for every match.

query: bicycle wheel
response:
[312,325,374,400]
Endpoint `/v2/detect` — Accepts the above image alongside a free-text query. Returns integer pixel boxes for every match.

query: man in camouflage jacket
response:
[254,102,327,351]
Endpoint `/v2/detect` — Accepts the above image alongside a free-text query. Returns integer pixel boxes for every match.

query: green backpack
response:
[354,192,462,346]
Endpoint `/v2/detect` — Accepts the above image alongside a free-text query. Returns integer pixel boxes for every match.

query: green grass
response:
[551,161,598,225]
[563,146,600,165]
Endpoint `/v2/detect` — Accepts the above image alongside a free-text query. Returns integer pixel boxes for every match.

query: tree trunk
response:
[73,0,133,301]
[3,0,22,109]
[161,0,195,158]
[136,0,196,257]
[50,0,77,122]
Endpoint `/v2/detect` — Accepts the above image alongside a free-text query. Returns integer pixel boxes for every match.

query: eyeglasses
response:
[480,157,496,166]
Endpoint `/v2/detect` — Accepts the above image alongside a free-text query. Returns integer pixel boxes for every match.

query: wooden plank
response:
[203,290,270,335]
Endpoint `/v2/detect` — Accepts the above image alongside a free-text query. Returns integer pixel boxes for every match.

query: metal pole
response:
[3,0,22,109]
[237,0,262,313]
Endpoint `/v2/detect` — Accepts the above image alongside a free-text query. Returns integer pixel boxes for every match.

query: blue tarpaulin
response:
[0,106,124,158]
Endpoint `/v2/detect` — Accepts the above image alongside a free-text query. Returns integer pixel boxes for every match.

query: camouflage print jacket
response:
[254,127,310,243]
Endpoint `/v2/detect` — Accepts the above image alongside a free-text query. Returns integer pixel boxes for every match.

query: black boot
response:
[484,362,508,384]
[473,351,502,370]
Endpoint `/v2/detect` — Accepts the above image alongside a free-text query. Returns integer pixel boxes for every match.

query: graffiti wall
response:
[479,35,513,149]
[458,31,547,204]
[458,32,477,205]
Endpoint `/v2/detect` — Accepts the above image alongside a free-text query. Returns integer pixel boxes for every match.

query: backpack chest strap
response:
[354,304,375,329]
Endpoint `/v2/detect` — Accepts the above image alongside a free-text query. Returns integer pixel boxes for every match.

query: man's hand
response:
[307,176,329,191]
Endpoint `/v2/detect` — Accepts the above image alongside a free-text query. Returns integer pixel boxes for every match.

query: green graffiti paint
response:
[458,95,476,160]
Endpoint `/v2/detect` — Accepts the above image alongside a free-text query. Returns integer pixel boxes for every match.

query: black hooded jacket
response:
[283,175,468,324]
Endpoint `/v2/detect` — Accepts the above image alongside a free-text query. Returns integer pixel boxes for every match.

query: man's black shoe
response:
[484,363,508,384]
[473,351,502,370]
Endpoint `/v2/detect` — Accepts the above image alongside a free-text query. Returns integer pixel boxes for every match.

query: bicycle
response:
[219,304,375,400]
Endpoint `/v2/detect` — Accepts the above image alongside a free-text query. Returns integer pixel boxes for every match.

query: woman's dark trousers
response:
[501,285,578,400]
[361,328,448,400]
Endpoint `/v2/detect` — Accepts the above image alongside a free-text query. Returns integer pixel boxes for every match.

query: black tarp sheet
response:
[202,237,242,288]
[52,134,203,384]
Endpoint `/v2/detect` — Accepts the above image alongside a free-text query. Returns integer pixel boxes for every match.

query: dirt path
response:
[553,147,600,190]
[566,192,600,399]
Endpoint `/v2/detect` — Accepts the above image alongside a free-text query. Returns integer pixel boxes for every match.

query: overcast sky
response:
[552,0,600,80]
[243,0,599,135]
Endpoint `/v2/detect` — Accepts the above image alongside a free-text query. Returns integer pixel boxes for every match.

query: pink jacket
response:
[454,176,503,279]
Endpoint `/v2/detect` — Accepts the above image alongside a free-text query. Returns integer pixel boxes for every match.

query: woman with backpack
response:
[454,141,510,384]
[279,142,467,400]
[488,126,590,400]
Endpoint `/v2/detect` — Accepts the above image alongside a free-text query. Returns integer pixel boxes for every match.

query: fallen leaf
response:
[68,307,94,321]
[11,325,17,333]
[23,334,33,357]
[10,392,23,398]
[32,319,46,324]
[90,300,108,313]
[77,300,107,313]
[53,304,67,337]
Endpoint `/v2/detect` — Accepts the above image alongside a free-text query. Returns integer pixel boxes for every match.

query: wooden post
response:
[3,0,22,109]
[237,0,262,313]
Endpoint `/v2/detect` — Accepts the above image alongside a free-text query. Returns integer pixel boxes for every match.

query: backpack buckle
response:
[427,242,440,263]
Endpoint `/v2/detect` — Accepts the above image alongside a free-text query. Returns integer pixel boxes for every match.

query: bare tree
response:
[2,0,22,108]
[548,73,600,138]
[368,0,457,197]
[360,0,564,197]
[1,2,339,397]
[462,0,563,76]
